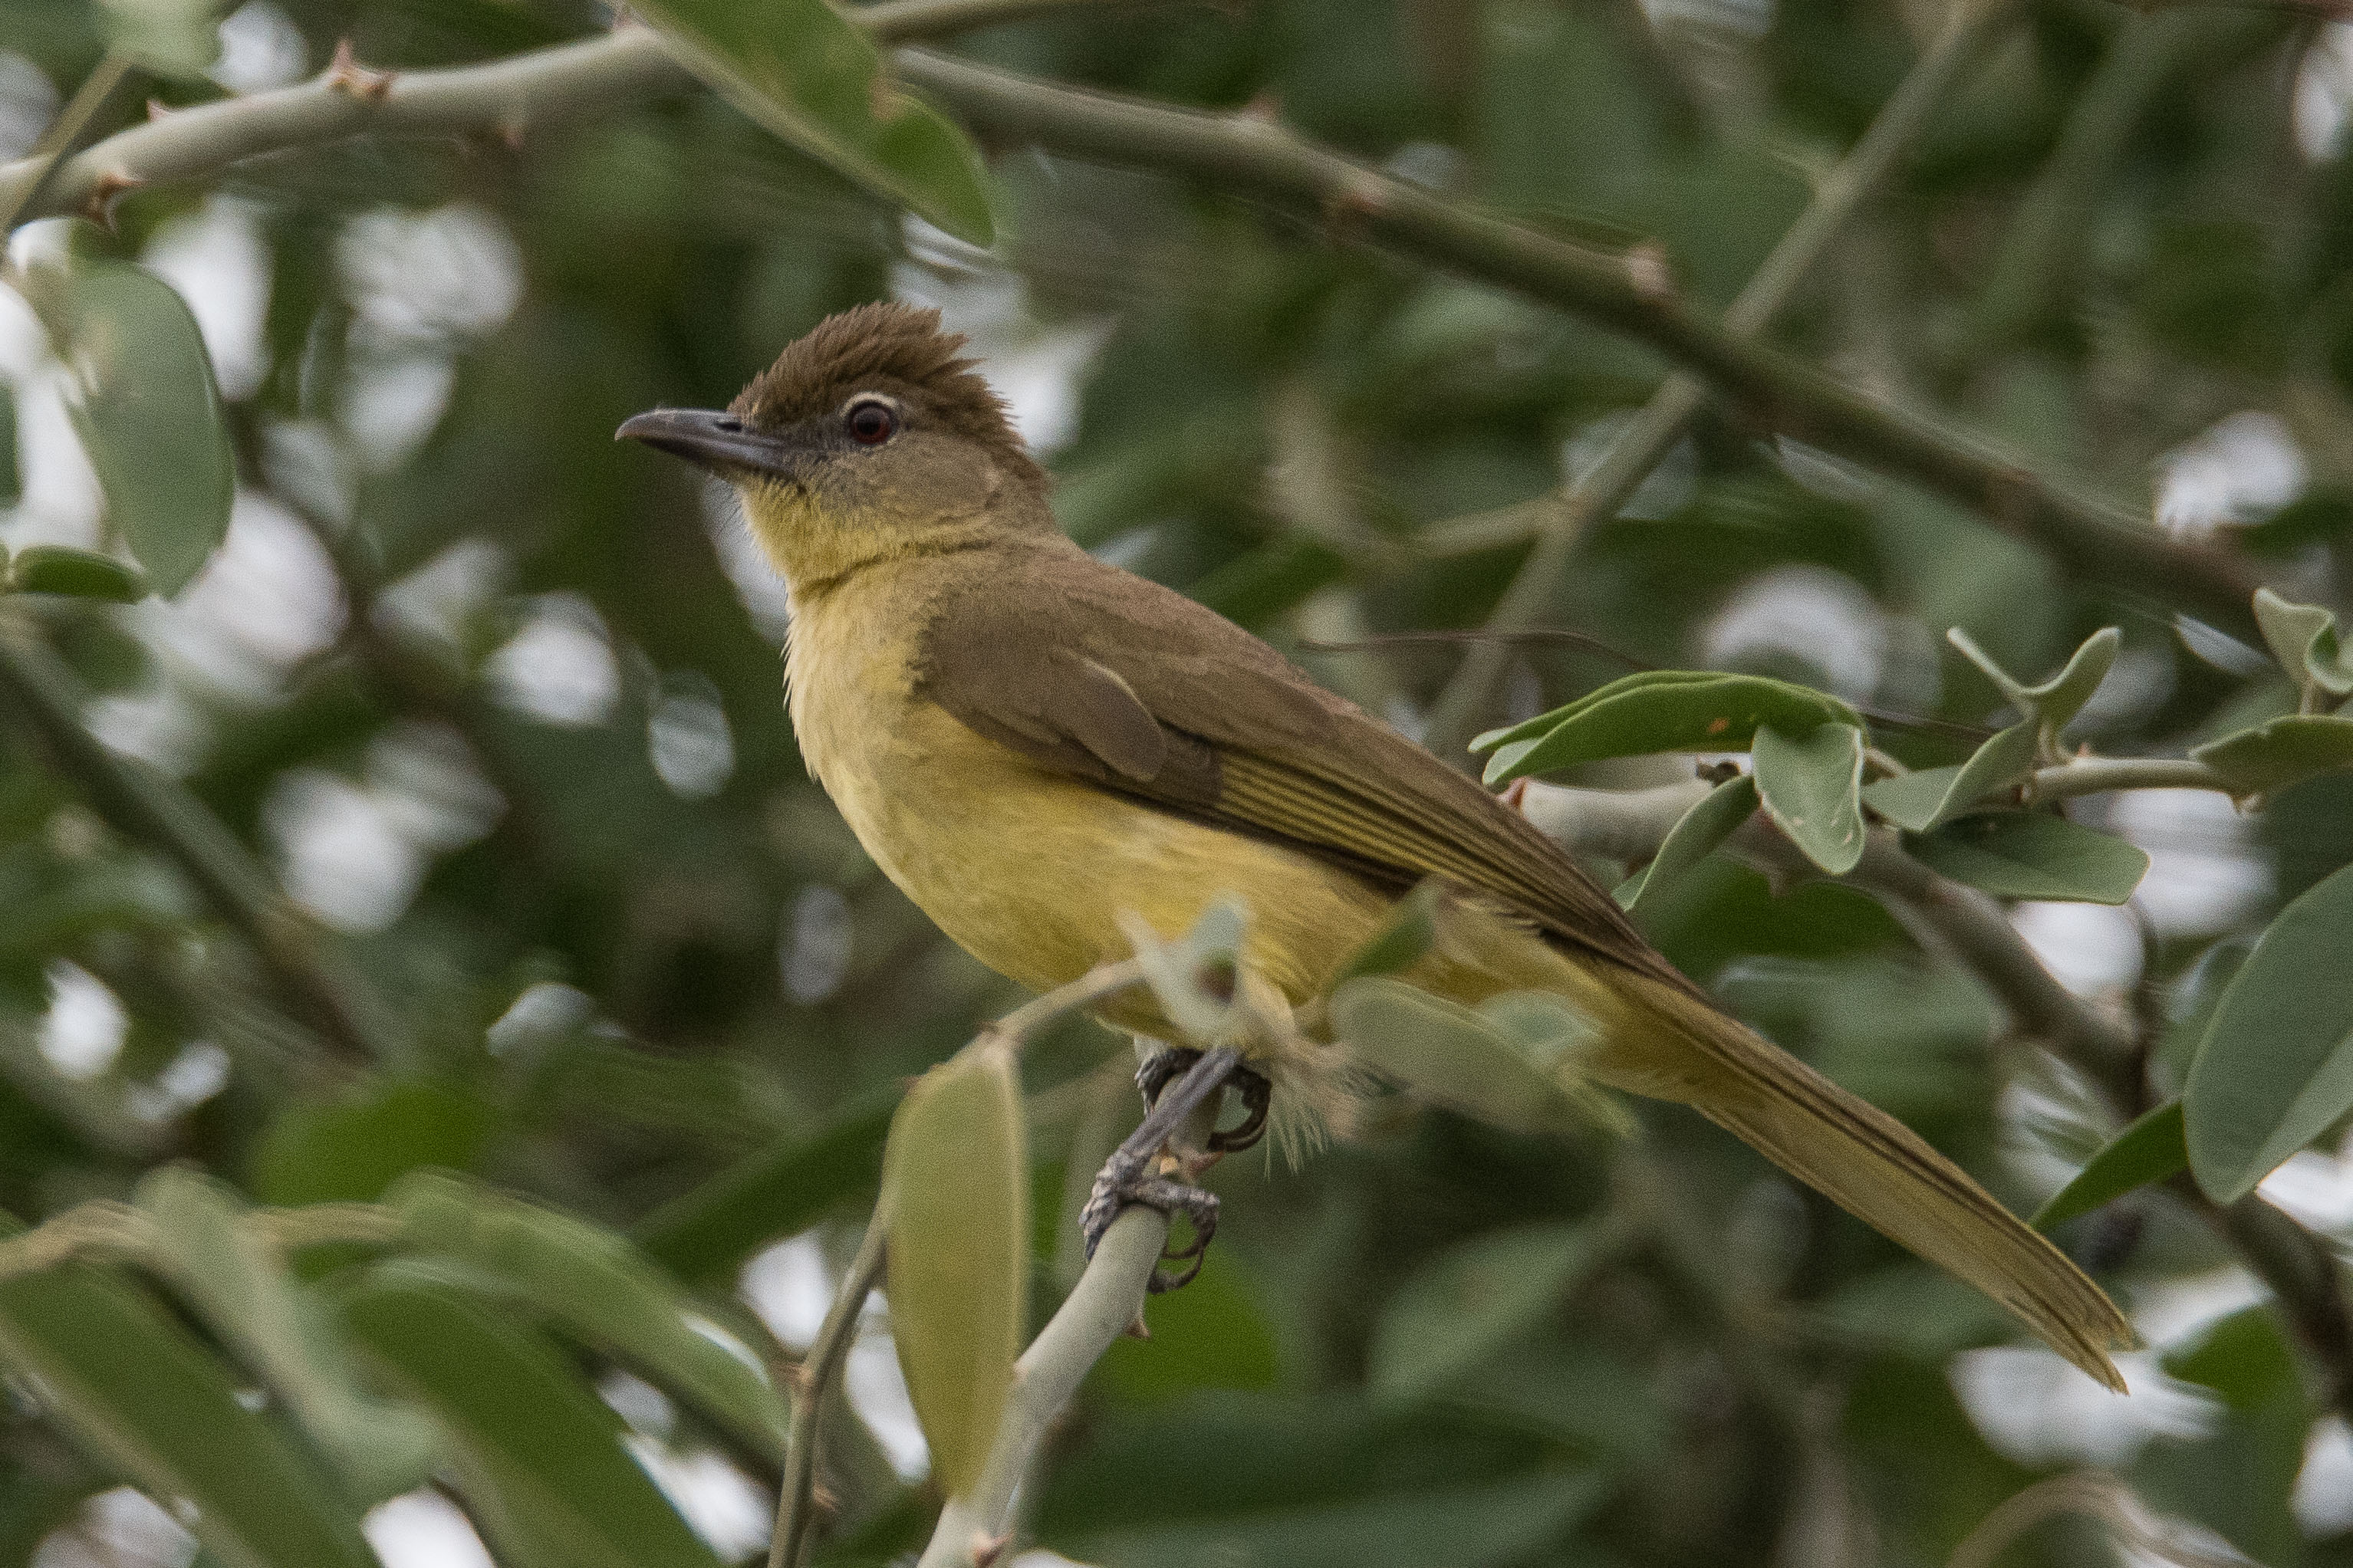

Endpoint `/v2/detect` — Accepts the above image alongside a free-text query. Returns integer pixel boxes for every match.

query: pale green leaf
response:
[1904,811,2150,904]
[1752,722,1866,874]
[1617,772,1758,911]
[2185,861,2353,1202]
[2192,715,2353,794]
[5,544,146,602]
[880,1039,1026,1498]
[1476,671,1861,784]
[1861,722,2039,831]
[2032,1100,2186,1231]
[1947,625,2120,734]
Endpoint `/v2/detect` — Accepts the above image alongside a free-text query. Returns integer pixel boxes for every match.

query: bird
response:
[619,301,2131,1390]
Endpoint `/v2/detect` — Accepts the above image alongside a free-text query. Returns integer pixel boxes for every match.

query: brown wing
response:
[913,541,1697,998]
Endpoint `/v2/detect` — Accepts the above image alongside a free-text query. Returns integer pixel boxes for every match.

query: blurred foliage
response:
[0,0,2350,1564]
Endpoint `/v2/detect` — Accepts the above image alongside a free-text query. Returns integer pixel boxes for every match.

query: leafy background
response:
[2,0,2353,1564]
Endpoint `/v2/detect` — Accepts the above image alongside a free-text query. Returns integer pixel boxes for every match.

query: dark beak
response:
[616,407,797,477]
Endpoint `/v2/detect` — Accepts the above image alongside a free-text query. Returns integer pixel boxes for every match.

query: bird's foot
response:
[1085,1044,1242,1291]
[1135,1045,1273,1155]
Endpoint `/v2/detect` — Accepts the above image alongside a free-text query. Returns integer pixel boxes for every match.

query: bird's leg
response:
[1083,1044,1242,1291]
[1134,1044,1274,1156]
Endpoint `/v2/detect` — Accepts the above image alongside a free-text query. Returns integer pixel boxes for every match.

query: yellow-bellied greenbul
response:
[621,302,2130,1388]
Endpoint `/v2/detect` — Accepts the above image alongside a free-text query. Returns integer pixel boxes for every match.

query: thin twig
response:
[769,1221,888,1568]
[2027,756,2238,801]
[1420,0,2023,754]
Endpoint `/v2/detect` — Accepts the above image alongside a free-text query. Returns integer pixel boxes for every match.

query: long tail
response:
[1591,971,2134,1389]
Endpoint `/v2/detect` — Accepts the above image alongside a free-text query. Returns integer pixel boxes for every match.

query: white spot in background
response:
[31,1488,194,1568]
[600,1369,678,1438]
[367,720,504,853]
[890,243,1107,458]
[741,1231,835,1350]
[38,962,127,1082]
[1950,1348,2216,1468]
[2000,1065,2115,1198]
[264,768,424,932]
[82,685,212,777]
[2155,412,2306,537]
[262,722,502,932]
[1384,141,1469,192]
[846,1323,930,1481]
[259,418,356,529]
[126,1040,231,1123]
[2133,1268,2269,1350]
[781,885,852,1004]
[2102,789,2270,937]
[1088,525,1156,574]
[120,491,347,700]
[2297,24,2353,162]
[338,204,524,350]
[1012,1556,1096,1568]
[210,1,307,93]
[699,485,794,644]
[650,685,736,799]
[2010,901,2144,998]
[624,1439,772,1563]
[140,195,272,400]
[374,536,508,652]
[0,364,105,551]
[486,593,620,727]
[486,981,596,1057]
[1562,413,1695,521]
[2295,1417,2353,1536]
[0,52,58,162]
[364,1491,495,1568]
[343,352,456,472]
[2260,1123,2353,1244]
[1700,565,1887,701]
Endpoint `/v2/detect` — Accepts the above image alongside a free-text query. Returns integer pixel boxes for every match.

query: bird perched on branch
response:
[620,301,2131,1389]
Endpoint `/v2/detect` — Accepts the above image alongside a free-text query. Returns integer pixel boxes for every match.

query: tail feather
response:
[1600,975,2134,1390]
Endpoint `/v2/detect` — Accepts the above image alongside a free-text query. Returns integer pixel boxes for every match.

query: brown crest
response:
[732,302,1043,487]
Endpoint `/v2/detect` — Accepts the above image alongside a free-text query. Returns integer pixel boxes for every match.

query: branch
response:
[0,616,401,1065]
[892,50,2269,639]
[914,1207,1167,1568]
[769,1220,889,1568]
[1422,0,2020,752]
[2027,756,2237,802]
[0,25,2266,637]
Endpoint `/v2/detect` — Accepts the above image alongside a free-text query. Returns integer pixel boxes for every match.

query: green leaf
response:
[629,1089,897,1285]
[1617,772,1758,912]
[2252,587,2353,698]
[133,1169,438,1502]
[2032,1100,2187,1230]
[2185,860,2353,1201]
[1474,671,1861,784]
[1368,1221,1606,1402]
[252,1080,493,1207]
[1752,722,1866,874]
[1330,977,1611,1136]
[1095,1250,1282,1405]
[388,1172,791,1464]
[626,0,995,245]
[43,259,233,596]
[1333,881,1443,982]
[341,1271,722,1568]
[1947,625,2120,735]
[2192,715,2353,794]
[1861,722,2039,832]
[880,1038,1026,1498]
[0,1217,377,1568]
[1904,811,2150,904]
[96,0,225,76]
[3,544,146,602]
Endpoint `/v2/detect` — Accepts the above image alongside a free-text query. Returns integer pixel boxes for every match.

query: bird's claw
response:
[1085,1044,1245,1291]
[1135,1046,1272,1155]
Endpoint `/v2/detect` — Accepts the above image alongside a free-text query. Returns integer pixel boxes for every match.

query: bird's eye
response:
[845,400,897,445]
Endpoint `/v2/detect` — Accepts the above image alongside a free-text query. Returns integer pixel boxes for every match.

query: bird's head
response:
[619,301,1050,592]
